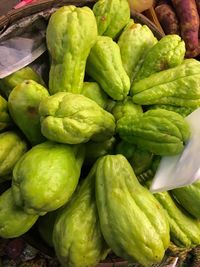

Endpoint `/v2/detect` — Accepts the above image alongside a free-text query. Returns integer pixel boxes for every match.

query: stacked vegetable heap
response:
[1,0,200,266]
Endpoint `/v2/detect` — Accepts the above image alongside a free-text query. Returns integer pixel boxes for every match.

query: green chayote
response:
[0,131,27,178]
[12,141,85,215]
[0,189,38,238]
[0,96,11,132]
[93,0,130,39]
[148,105,195,117]
[53,162,109,267]
[131,59,200,108]
[39,92,115,144]
[86,36,130,100]
[118,20,157,84]
[8,80,49,145]
[47,6,97,95]
[134,34,185,82]
[117,109,190,156]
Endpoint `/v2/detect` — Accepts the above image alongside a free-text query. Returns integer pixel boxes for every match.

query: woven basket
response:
[0,1,189,267]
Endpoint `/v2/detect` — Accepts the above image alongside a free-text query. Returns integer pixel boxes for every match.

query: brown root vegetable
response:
[171,0,200,57]
[155,3,180,35]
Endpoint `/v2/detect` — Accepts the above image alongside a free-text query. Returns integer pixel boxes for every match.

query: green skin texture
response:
[118,20,157,84]
[46,6,97,95]
[95,155,170,267]
[8,80,49,146]
[131,59,200,108]
[171,179,200,219]
[53,162,110,267]
[93,0,130,39]
[81,82,108,109]
[133,34,185,82]
[39,92,115,144]
[0,131,27,178]
[154,191,200,248]
[0,96,11,132]
[0,67,45,99]
[86,36,130,101]
[148,105,195,117]
[116,109,190,156]
[0,189,38,238]
[12,141,85,215]
[111,96,143,121]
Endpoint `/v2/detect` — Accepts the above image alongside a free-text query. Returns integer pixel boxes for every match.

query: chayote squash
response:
[81,82,108,109]
[148,104,195,117]
[0,96,11,132]
[46,6,97,95]
[39,92,115,144]
[153,190,200,248]
[0,67,45,99]
[111,96,142,121]
[95,155,170,266]
[0,188,38,238]
[118,20,157,84]
[133,34,185,82]
[171,179,200,219]
[93,0,130,39]
[86,36,130,100]
[0,131,27,178]
[8,80,49,145]
[12,141,85,215]
[131,59,200,108]
[53,162,110,267]
[116,109,190,156]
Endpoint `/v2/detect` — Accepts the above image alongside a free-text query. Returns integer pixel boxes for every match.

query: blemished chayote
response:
[12,141,85,215]
[93,0,130,39]
[116,109,190,156]
[95,155,170,267]
[133,34,185,82]
[131,59,200,108]
[46,5,97,95]
[171,179,200,219]
[53,162,110,267]
[8,80,49,145]
[81,82,108,109]
[118,20,157,84]
[86,36,130,100]
[0,96,11,132]
[153,190,200,248]
[0,131,27,178]
[0,67,45,99]
[39,92,115,144]
[0,189,38,238]
[111,96,143,121]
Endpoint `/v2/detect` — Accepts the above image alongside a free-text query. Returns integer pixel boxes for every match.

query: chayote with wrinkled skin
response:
[81,82,108,109]
[93,0,130,39]
[53,162,110,267]
[0,96,11,132]
[0,67,45,99]
[0,189,38,238]
[171,179,200,219]
[86,36,130,100]
[12,141,85,215]
[154,191,200,248]
[118,20,157,84]
[8,80,49,145]
[47,6,97,95]
[148,104,195,117]
[95,155,170,267]
[111,96,142,121]
[117,109,190,156]
[39,92,115,144]
[131,59,200,108]
[0,131,27,178]
[133,35,185,82]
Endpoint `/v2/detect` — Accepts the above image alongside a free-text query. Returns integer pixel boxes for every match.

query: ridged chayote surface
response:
[0,96,11,132]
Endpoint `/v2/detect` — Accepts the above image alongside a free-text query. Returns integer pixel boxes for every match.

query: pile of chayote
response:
[1,0,200,266]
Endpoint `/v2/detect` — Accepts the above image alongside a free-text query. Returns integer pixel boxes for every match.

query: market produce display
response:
[1,0,200,266]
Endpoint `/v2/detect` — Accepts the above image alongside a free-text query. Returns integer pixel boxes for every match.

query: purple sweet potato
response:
[171,0,200,57]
